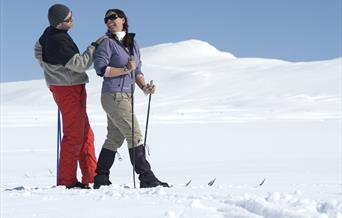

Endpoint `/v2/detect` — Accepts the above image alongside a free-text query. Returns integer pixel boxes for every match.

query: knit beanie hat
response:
[48,4,70,26]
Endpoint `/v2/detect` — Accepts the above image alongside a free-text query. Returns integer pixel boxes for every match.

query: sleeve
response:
[33,40,49,77]
[34,41,44,68]
[94,39,113,77]
[64,45,96,73]
[134,40,143,78]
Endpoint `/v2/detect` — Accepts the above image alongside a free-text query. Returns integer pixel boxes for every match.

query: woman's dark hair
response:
[105,9,132,48]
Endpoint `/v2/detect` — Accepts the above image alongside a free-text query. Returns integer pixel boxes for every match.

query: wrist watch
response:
[123,66,129,72]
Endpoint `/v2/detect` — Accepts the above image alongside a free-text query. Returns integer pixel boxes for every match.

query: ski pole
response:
[129,57,137,189]
[128,34,137,189]
[56,109,61,186]
[143,80,153,156]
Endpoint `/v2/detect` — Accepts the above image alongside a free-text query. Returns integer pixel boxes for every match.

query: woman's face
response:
[105,12,125,33]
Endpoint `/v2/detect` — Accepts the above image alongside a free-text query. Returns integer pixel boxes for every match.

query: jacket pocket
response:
[105,77,123,89]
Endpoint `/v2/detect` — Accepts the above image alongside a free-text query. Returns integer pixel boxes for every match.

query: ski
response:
[184,178,216,187]
[255,178,266,188]
[208,178,216,186]
[185,179,192,187]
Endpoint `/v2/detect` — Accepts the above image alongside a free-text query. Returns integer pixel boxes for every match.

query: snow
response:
[1,39,341,218]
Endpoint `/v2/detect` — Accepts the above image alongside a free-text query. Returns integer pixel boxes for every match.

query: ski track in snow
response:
[1,184,341,218]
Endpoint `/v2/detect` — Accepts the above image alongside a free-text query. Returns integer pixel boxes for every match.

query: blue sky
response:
[0,0,341,82]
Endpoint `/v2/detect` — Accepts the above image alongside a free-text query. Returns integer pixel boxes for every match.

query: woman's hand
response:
[142,80,156,95]
[127,58,136,71]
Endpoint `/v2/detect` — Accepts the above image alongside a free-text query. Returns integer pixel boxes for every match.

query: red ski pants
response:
[50,84,97,186]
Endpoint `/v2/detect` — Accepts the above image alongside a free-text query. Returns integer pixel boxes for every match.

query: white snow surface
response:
[1,40,341,218]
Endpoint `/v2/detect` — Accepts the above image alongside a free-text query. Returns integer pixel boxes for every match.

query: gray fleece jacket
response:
[34,26,96,86]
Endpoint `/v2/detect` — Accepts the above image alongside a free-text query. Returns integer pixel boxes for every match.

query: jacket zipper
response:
[109,37,136,93]
[114,38,134,93]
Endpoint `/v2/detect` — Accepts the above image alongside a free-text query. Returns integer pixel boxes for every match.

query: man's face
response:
[57,11,73,30]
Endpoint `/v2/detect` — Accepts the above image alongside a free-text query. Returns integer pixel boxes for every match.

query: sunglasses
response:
[104,14,121,24]
[63,12,73,23]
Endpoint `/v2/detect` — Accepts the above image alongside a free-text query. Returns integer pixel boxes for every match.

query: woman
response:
[93,9,169,189]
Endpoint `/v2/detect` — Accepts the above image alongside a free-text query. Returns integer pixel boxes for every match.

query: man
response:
[34,4,104,189]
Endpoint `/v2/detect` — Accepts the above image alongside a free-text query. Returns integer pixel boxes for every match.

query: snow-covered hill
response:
[1,40,341,218]
[1,40,341,127]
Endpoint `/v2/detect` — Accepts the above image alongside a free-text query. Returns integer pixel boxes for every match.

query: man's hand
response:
[95,35,108,44]
[92,35,108,48]
[142,80,156,95]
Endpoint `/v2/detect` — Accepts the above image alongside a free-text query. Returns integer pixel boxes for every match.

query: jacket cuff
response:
[97,66,106,77]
